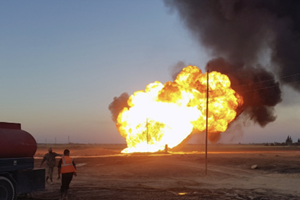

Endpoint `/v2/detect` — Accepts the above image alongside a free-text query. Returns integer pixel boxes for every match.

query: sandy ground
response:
[20,144,300,200]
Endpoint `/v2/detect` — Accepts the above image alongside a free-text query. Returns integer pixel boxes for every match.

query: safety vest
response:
[60,156,76,174]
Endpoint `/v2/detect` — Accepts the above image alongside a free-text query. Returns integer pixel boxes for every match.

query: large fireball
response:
[116,66,243,153]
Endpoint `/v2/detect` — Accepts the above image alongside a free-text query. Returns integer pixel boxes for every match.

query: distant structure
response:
[264,135,299,146]
[285,135,293,146]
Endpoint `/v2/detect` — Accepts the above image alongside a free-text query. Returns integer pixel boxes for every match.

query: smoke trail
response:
[170,61,187,81]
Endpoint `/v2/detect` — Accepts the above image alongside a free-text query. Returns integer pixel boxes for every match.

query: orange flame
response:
[116,66,243,153]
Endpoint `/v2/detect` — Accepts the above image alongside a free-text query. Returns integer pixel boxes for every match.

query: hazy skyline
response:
[1,1,299,145]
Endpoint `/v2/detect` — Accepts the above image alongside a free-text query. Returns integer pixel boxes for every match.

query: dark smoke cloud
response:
[208,58,281,126]
[164,0,300,88]
[108,93,129,123]
[164,0,300,126]
[164,0,275,64]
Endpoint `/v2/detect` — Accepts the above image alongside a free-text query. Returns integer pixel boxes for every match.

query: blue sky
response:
[1,1,299,144]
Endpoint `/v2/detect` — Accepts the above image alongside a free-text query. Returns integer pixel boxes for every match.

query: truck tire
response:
[0,176,15,200]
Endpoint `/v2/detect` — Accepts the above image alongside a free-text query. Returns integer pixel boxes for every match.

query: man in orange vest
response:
[57,149,76,200]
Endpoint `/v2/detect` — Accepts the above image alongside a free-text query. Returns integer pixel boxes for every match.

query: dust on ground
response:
[22,144,300,200]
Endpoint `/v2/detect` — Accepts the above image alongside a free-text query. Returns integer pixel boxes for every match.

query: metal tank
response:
[0,122,37,158]
[0,122,45,200]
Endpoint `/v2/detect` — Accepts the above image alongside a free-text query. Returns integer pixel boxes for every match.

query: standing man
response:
[40,147,62,184]
[57,149,76,200]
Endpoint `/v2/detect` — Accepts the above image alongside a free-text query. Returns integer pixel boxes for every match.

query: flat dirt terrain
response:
[23,144,300,200]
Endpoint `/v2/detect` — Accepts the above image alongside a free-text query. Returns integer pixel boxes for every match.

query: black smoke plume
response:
[165,0,300,126]
[208,58,281,126]
[108,93,129,123]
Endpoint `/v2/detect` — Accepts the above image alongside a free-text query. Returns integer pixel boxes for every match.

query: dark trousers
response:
[61,172,73,193]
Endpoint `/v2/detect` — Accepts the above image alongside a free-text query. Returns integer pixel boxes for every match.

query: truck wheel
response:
[0,176,15,200]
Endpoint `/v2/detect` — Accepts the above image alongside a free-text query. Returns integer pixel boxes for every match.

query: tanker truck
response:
[0,122,45,200]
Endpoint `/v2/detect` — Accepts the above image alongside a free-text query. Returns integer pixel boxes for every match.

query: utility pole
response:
[146,118,149,153]
[205,69,209,175]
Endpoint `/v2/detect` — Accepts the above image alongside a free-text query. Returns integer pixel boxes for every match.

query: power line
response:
[240,79,300,94]
[200,75,300,95]
[193,80,299,100]
[231,73,300,89]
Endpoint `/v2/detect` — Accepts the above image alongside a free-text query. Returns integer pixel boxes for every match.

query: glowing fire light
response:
[116,66,243,153]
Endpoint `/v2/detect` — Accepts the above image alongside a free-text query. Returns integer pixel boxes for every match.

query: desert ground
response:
[21,144,300,200]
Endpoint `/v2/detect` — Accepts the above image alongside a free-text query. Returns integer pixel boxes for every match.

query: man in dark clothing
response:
[57,149,76,200]
[40,147,62,184]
